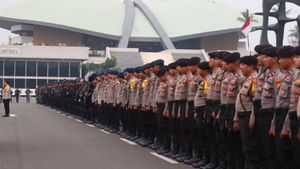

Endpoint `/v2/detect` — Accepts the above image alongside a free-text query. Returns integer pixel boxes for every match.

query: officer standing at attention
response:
[260,46,283,169]
[236,55,259,169]
[272,46,298,169]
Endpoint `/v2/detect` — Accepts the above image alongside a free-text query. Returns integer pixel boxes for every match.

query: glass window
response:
[5,79,14,88]
[27,61,36,77]
[0,78,3,88]
[70,62,80,77]
[26,79,36,88]
[37,79,47,87]
[4,61,14,76]
[0,60,3,76]
[16,61,25,76]
[37,62,47,77]
[59,62,69,77]
[48,62,58,77]
[15,79,25,88]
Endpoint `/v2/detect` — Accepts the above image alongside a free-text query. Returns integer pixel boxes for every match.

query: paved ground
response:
[0,99,193,169]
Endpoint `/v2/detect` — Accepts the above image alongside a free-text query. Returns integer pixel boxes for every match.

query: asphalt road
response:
[0,101,193,169]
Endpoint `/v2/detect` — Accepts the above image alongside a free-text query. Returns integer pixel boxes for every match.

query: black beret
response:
[254,44,273,54]
[118,72,124,78]
[198,62,211,70]
[188,57,201,66]
[156,66,169,77]
[168,62,177,69]
[107,70,119,75]
[263,47,278,57]
[277,46,295,58]
[295,46,300,55]
[136,66,145,73]
[240,55,258,66]
[208,52,216,59]
[216,51,230,60]
[124,68,134,73]
[152,59,164,66]
[143,63,152,70]
[223,52,240,63]
[177,59,188,67]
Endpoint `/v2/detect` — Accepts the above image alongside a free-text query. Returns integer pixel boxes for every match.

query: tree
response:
[288,25,299,46]
[81,56,118,76]
[236,9,258,23]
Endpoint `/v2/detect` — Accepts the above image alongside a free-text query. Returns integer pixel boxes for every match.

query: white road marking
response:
[150,152,178,164]
[99,129,110,135]
[9,114,17,117]
[75,119,83,123]
[120,138,137,145]
[67,116,73,119]
[86,124,95,128]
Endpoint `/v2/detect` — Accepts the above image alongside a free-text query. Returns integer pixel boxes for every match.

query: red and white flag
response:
[240,17,252,36]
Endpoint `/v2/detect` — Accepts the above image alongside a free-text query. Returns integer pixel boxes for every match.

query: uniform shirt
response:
[98,80,108,104]
[226,71,244,105]
[253,67,267,101]
[261,68,283,109]
[134,78,143,106]
[275,68,299,108]
[106,79,120,104]
[187,73,200,101]
[156,81,168,103]
[289,71,300,112]
[236,72,257,112]
[117,79,129,107]
[212,68,225,101]
[129,77,138,105]
[207,67,222,100]
[194,75,210,107]
[91,82,101,104]
[167,75,176,102]
[150,75,159,107]
[220,72,232,105]
[142,77,151,106]
[174,74,188,100]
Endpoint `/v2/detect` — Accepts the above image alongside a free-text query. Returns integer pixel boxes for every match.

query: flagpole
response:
[247,34,251,55]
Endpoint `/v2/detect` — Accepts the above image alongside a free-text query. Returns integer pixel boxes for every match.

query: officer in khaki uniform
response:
[236,55,259,169]
[272,46,298,169]
[171,59,189,159]
[260,46,283,169]
[181,57,201,163]
[222,52,244,169]
[193,62,211,167]
[157,62,177,155]
[253,44,272,168]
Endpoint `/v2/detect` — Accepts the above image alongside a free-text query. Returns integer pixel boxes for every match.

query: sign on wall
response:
[0,48,20,56]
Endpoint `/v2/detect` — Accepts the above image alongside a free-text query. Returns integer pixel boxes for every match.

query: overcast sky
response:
[0,0,299,49]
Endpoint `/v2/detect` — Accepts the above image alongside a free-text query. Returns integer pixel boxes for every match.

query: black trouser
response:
[165,101,174,150]
[289,112,300,169]
[3,99,10,116]
[195,106,207,158]
[260,108,276,169]
[253,100,265,168]
[185,101,196,157]
[226,104,244,169]
[16,95,19,103]
[275,108,294,169]
[173,99,187,153]
[238,111,260,169]
[136,106,143,137]
[204,100,217,162]
[157,103,166,146]
[218,104,227,164]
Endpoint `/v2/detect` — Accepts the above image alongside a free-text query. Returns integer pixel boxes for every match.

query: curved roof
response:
[0,0,260,41]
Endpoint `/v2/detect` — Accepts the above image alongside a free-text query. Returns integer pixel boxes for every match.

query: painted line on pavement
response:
[99,129,111,135]
[120,138,137,145]
[150,152,178,164]
[75,119,83,123]
[86,124,95,128]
